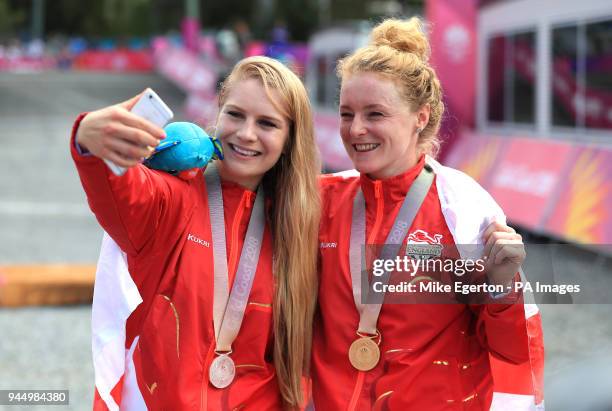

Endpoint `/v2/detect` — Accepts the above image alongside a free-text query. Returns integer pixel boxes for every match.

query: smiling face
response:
[339,72,429,180]
[215,77,289,190]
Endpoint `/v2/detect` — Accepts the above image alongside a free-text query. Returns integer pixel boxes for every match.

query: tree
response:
[0,0,25,37]
[278,0,319,41]
[45,0,155,37]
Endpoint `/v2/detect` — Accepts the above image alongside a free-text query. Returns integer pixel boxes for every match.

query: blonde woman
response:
[72,56,319,410]
[312,18,544,410]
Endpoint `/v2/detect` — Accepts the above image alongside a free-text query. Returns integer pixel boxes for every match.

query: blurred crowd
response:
[0,19,308,77]
[0,35,152,71]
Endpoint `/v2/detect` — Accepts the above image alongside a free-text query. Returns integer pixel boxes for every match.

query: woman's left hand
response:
[482,221,526,286]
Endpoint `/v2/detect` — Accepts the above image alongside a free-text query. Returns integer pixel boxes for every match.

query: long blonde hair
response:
[337,17,445,157]
[218,56,320,409]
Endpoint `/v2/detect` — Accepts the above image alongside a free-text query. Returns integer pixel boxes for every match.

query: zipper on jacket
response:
[367,181,384,244]
[228,191,251,287]
[200,343,216,410]
[348,180,384,411]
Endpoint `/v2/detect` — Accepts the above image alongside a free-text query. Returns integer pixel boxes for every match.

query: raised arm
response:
[71,94,193,256]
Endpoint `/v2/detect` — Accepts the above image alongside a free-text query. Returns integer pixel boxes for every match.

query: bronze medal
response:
[205,167,265,391]
[209,354,236,388]
[346,169,433,373]
[348,337,380,371]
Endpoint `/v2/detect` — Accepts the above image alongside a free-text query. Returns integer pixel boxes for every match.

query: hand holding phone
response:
[75,89,172,172]
[103,88,174,175]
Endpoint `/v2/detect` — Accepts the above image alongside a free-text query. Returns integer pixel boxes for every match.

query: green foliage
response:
[45,0,154,37]
[277,0,319,42]
[0,0,25,36]
[330,0,370,21]
[199,0,319,42]
[200,0,254,30]
[2,0,421,41]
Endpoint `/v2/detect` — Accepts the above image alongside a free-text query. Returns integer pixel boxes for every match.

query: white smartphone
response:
[104,88,174,175]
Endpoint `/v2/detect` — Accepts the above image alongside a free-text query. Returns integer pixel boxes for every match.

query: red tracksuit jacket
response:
[312,156,532,411]
[71,114,283,410]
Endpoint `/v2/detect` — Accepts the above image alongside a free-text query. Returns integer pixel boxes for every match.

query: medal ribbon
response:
[350,165,434,335]
[205,163,265,352]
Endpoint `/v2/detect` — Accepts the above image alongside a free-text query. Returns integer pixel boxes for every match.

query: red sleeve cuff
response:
[70,112,94,158]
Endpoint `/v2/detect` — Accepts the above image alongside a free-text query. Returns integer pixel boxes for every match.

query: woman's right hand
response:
[75,92,166,168]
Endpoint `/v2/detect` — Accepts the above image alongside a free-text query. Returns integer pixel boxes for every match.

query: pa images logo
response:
[406,229,443,260]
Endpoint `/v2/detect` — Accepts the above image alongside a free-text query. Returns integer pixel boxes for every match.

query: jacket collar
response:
[220,179,256,210]
[359,155,426,205]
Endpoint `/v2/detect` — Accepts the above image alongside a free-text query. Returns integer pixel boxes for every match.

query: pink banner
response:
[445,132,612,246]
[73,50,154,72]
[426,0,478,161]
[487,139,573,229]
[153,45,217,95]
[544,148,612,243]
[184,92,219,128]
[0,57,56,72]
[181,17,200,53]
[443,132,508,189]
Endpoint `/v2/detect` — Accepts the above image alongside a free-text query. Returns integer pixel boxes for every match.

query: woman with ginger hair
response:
[312,17,544,410]
[72,56,319,410]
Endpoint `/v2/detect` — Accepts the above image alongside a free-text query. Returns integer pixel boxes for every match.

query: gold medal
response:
[209,353,236,388]
[348,337,380,371]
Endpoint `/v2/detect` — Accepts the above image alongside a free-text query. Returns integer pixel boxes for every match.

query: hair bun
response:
[370,17,430,62]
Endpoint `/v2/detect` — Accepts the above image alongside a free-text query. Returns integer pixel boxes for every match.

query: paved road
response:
[0,71,187,264]
[0,71,611,410]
